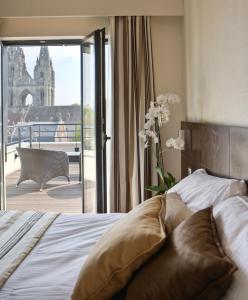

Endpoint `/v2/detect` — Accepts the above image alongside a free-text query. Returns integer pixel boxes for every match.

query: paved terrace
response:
[6,162,95,214]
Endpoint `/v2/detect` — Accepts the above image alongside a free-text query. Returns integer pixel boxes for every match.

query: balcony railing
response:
[7,123,95,150]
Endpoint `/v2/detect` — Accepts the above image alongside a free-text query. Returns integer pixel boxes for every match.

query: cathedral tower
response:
[8,46,55,107]
[34,46,55,106]
[8,47,33,107]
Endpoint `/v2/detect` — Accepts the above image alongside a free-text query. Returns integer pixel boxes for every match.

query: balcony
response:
[5,123,95,213]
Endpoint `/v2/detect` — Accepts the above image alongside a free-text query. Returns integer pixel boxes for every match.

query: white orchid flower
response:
[156,94,165,104]
[166,136,184,150]
[165,93,180,104]
[154,136,159,144]
[139,93,182,151]
[165,138,175,148]
[173,137,185,150]
[139,130,146,139]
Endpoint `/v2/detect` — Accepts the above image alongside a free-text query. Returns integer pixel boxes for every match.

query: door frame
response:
[94,29,107,213]
[81,29,108,213]
[1,39,84,211]
[1,36,109,213]
[0,42,6,210]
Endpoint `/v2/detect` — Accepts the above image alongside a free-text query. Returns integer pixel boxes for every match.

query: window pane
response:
[82,37,96,213]
[5,44,82,213]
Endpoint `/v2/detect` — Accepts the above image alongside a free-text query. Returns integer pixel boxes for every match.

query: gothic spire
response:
[39,46,50,61]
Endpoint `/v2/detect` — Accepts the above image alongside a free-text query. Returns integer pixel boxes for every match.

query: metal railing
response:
[7,123,95,150]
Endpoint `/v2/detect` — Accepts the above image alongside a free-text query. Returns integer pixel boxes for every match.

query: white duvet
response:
[0,213,123,300]
[0,195,247,300]
[213,196,248,300]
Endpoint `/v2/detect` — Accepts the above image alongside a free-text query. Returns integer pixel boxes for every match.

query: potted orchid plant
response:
[139,93,184,195]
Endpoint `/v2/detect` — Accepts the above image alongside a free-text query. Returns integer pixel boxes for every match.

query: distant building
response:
[8,106,81,144]
[8,46,55,107]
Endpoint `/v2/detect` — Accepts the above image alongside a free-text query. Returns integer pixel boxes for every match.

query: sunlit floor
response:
[6,163,94,213]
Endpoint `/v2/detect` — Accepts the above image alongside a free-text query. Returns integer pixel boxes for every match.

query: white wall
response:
[151,17,185,179]
[185,0,248,126]
[0,0,183,17]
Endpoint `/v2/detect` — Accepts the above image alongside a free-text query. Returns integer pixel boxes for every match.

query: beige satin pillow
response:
[125,207,237,300]
[72,195,166,300]
[164,192,193,234]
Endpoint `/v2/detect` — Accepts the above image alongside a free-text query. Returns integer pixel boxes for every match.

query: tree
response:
[73,105,95,150]
[83,104,94,126]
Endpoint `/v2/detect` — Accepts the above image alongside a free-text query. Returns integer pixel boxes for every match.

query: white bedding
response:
[0,213,123,300]
[168,169,247,211]
[213,196,248,300]
[0,196,247,299]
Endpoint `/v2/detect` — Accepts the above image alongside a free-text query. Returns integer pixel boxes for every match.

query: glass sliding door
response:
[0,42,5,210]
[82,29,107,213]
[2,41,82,213]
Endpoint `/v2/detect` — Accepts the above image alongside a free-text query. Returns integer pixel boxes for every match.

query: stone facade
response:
[8,105,81,144]
[8,105,81,124]
[8,46,55,107]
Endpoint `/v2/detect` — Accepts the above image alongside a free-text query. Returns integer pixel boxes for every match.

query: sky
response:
[22,45,81,106]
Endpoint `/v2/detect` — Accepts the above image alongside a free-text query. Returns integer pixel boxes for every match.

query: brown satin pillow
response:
[165,192,193,234]
[72,195,166,300]
[125,207,237,300]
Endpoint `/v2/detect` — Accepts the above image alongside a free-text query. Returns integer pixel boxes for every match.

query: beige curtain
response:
[109,16,156,213]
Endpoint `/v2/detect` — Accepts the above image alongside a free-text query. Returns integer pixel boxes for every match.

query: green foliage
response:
[73,124,81,143]
[72,105,95,149]
[145,166,177,195]
[83,105,95,150]
[83,104,94,126]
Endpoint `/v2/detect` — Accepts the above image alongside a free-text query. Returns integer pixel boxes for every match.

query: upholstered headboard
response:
[181,121,248,180]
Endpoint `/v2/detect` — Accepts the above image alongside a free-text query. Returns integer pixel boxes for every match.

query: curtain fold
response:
[109,16,156,213]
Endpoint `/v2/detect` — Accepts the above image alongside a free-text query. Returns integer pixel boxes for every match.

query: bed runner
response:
[0,210,59,288]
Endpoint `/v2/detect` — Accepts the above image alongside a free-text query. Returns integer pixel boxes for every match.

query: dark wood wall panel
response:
[200,125,230,177]
[230,127,248,180]
[181,123,201,178]
[181,122,248,180]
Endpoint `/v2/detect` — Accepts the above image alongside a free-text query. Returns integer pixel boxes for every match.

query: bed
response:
[0,213,123,300]
[0,121,248,300]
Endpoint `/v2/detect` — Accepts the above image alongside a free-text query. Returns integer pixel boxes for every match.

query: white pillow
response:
[213,196,248,300]
[168,169,247,211]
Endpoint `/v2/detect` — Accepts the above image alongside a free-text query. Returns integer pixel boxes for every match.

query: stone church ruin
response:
[8,46,55,108]
[7,46,80,125]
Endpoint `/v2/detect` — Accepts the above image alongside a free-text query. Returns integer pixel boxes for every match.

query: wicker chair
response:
[16,147,70,191]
